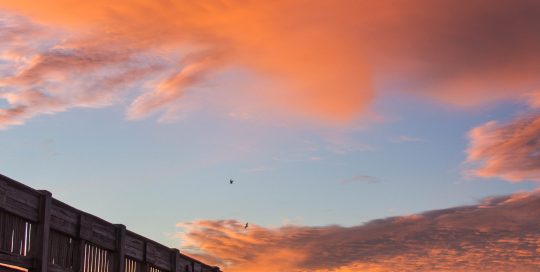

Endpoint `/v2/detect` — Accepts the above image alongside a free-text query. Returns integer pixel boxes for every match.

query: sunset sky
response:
[1,1,540,271]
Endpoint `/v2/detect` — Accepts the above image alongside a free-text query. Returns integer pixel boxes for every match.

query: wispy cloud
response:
[0,13,167,128]
[177,190,540,271]
[2,1,540,128]
[465,112,540,182]
[127,50,228,121]
[339,175,380,184]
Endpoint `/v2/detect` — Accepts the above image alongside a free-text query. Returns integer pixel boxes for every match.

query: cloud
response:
[1,1,540,127]
[0,13,168,128]
[126,50,227,121]
[466,112,540,182]
[527,91,540,109]
[339,175,380,184]
[177,190,540,271]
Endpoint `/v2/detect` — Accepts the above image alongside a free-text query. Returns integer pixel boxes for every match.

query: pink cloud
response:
[527,92,540,109]
[0,14,168,128]
[1,1,540,127]
[127,50,227,121]
[178,190,540,271]
[466,113,540,182]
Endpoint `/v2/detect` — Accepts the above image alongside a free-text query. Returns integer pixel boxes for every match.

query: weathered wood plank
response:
[201,267,212,272]
[176,255,192,272]
[145,242,157,265]
[150,243,171,271]
[193,262,201,272]
[124,234,144,261]
[0,253,34,269]
[128,232,175,271]
[79,214,115,251]
[0,180,40,222]
[50,201,78,237]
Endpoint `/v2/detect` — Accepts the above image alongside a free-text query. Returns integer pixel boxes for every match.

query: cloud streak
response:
[127,50,227,121]
[466,112,540,182]
[1,1,540,127]
[178,191,540,271]
[0,13,169,127]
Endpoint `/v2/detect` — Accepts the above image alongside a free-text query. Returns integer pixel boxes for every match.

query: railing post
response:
[115,224,126,272]
[170,249,179,272]
[34,190,52,272]
[141,241,149,272]
[74,214,86,272]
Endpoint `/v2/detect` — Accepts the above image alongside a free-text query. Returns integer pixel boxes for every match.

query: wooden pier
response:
[0,174,221,272]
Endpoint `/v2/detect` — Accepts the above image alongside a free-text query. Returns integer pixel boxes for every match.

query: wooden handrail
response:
[0,174,221,272]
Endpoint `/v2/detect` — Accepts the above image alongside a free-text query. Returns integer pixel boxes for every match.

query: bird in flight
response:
[244,222,249,229]
[229,179,234,184]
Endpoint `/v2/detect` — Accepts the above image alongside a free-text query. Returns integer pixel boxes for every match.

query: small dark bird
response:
[244,222,249,229]
[229,179,234,184]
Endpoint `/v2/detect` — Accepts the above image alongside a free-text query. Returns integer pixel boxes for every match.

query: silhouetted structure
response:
[0,174,221,272]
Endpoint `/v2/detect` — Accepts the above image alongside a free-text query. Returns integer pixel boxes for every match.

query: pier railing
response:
[0,174,220,272]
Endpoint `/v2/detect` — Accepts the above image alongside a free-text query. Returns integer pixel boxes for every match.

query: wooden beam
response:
[33,191,51,272]
[114,225,126,272]
[141,240,149,272]
[73,213,86,272]
[170,249,179,272]
[0,253,33,270]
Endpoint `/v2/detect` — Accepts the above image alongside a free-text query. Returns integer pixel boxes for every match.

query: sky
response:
[1,0,540,271]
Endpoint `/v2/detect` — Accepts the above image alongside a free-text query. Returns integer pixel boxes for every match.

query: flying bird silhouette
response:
[229,179,234,184]
[244,222,249,229]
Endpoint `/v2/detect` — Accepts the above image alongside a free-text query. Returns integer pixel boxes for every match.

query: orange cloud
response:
[178,191,540,271]
[466,112,540,182]
[1,1,540,127]
[0,31,164,127]
[528,92,540,109]
[126,50,228,121]
[0,12,168,128]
